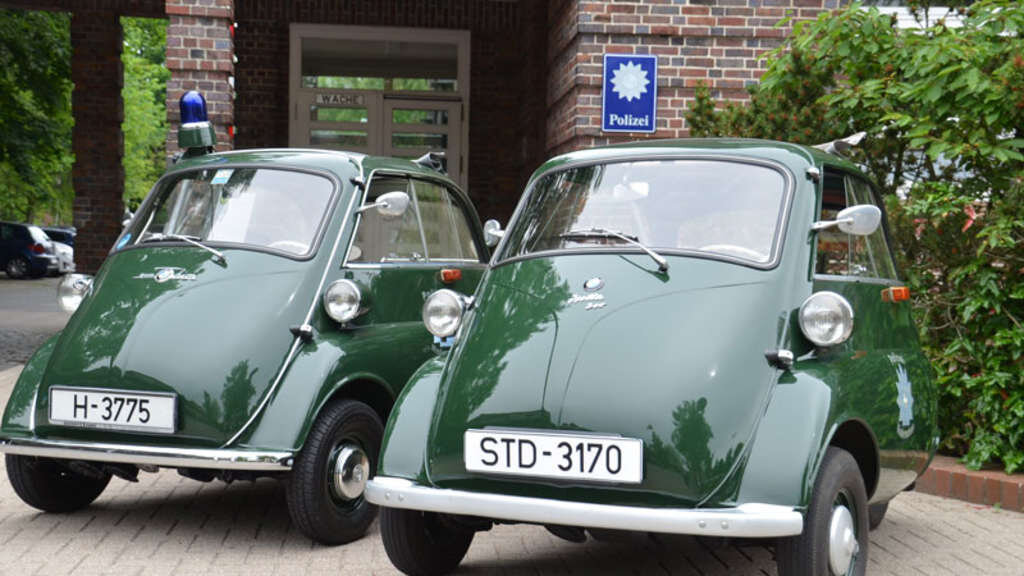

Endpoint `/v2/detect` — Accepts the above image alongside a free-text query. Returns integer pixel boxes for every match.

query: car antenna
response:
[813,132,866,157]
[414,151,447,175]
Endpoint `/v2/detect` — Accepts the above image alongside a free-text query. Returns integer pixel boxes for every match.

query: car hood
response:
[36,247,315,446]
[425,254,789,506]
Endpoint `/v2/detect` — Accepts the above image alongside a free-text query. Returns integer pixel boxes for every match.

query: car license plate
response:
[464,429,643,484]
[49,387,176,434]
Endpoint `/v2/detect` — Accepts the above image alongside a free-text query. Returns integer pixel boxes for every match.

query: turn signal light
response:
[881,286,910,302]
[439,269,462,284]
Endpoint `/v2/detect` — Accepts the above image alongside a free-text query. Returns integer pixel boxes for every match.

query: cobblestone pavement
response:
[0,276,70,369]
[1,367,1023,575]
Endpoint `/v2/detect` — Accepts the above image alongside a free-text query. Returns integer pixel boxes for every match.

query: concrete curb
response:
[916,455,1024,512]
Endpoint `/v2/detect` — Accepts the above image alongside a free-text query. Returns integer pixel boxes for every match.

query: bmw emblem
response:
[583,277,604,291]
[153,268,175,283]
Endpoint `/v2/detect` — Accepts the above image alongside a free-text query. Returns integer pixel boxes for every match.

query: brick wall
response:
[232,0,549,222]
[547,0,838,154]
[165,0,234,156]
[70,10,124,274]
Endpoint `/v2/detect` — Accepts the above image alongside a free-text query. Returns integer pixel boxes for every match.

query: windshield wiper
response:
[141,233,227,264]
[560,227,669,272]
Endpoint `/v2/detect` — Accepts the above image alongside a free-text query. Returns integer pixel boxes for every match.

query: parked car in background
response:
[0,221,58,279]
[51,241,75,275]
[0,91,493,546]
[42,226,76,247]
[367,138,937,576]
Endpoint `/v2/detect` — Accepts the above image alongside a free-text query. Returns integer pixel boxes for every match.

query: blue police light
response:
[176,90,216,155]
[180,90,208,125]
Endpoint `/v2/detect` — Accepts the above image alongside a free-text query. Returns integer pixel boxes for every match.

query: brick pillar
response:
[546,0,833,155]
[165,0,234,156]
[71,10,124,274]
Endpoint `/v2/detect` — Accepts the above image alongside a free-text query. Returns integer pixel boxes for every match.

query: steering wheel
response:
[698,243,767,261]
[268,239,309,254]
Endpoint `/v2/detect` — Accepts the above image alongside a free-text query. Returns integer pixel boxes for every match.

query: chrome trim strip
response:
[813,274,902,287]
[221,156,364,448]
[0,437,292,471]
[365,477,803,538]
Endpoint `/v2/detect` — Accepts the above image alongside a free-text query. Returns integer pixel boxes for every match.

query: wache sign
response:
[601,54,657,133]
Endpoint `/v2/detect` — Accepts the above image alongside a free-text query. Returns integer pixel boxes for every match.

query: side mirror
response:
[483,219,504,248]
[356,191,410,218]
[122,211,134,228]
[812,204,881,236]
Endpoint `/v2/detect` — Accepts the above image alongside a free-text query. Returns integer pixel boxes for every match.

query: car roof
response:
[168,148,460,189]
[529,137,863,182]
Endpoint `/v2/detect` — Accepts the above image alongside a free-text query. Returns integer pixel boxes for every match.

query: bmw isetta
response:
[366,138,937,575]
[0,92,492,545]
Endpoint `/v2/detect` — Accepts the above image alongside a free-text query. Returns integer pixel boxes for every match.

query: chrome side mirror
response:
[122,211,134,228]
[483,219,504,248]
[356,191,410,218]
[812,204,881,236]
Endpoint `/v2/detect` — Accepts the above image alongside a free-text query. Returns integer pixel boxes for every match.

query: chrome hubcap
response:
[829,504,858,575]
[331,443,369,501]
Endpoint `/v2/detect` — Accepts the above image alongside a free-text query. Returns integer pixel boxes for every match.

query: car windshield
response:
[28,226,50,244]
[131,168,334,256]
[498,159,788,265]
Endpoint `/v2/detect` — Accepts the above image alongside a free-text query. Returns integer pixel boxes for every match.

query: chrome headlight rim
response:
[798,290,854,347]
[323,279,362,324]
[422,288,467,338]
[57,273,93,313]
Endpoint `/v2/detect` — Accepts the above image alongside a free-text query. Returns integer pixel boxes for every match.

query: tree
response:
[687,0,1024,472]
[0,9,73,224]
[121,16,169,211]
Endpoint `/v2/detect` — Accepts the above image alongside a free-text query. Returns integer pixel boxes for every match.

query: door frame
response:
[288,24,471,188]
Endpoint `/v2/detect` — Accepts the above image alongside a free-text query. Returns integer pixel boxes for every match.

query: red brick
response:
[1001,480,1022,512]
[952,472,969,501]
[967,475,986,504]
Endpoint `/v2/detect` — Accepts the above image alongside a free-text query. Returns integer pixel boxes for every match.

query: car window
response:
[413,179,480,262]
[28,226,49,244]
[0,225,11,241]
[135,168,334,256]
[348,177,426,263]
[500,159,787,265]
[815,171,897,279]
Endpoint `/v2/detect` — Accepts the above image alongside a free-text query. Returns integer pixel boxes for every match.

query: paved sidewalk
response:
[1,365,1023,575]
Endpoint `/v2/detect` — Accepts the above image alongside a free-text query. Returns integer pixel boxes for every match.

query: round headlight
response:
[422,289,465,338]
[323,280,362,323]
[799,291,854,347]
[57,274,92,313]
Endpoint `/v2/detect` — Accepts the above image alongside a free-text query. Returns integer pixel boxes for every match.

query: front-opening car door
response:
[812,167,936,501]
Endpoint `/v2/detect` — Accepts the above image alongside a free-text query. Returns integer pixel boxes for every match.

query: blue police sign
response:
[601,54,657,133]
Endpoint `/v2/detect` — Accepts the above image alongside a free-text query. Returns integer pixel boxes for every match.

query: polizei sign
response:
[601,54,657,134]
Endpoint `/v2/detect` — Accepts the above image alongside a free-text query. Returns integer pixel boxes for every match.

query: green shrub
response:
[687,0,1024,472]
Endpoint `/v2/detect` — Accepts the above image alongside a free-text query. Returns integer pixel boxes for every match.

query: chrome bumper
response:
[0,437,293,471]
[365,477,803,538]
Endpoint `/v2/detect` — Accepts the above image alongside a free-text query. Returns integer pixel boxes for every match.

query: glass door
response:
[295,91,381,155]
[384,99,463,182]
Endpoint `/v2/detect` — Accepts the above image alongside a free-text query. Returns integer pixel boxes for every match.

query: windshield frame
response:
[492,154,796,271]
[118,163,342,262]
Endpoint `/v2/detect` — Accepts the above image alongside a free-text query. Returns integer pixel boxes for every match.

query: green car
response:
[0,92,491,545]
[366,138,937,576]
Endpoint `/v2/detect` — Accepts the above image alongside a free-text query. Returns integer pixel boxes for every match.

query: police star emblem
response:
[895,363,915,438]
[610,61,650,102]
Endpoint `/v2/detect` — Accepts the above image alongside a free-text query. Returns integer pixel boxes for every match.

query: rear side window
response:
[414,180,479,262]
[815,171,897,279]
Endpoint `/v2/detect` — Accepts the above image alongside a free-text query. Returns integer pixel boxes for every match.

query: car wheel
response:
[285,398,383,545]
[5,257,28,279]
[868,501,889,530]
[5,455,111,512]
[380,507,475,576]
[776,447,868,576]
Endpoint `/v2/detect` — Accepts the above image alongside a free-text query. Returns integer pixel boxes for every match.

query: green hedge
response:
[686,0,1024,472]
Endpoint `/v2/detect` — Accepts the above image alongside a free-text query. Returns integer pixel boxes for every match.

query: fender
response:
[1,333,61,434]
[734,368,832,509]
[377,355,447,484]
[238,321,432,452]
